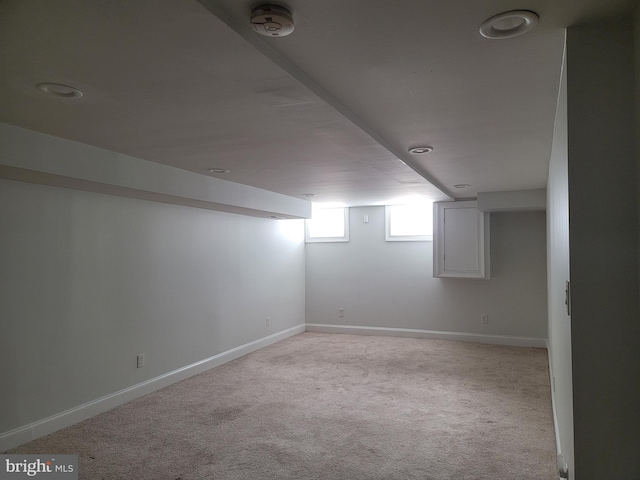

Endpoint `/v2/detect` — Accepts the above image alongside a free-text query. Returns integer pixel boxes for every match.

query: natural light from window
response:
[385,202,433,241]
[305,207,349,242]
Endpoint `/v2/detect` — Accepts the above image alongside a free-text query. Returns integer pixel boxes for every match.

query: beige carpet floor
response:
[9,332,557,479]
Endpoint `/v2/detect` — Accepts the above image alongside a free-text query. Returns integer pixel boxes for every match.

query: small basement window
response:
[305,207,349,243]
[385,203,433,241]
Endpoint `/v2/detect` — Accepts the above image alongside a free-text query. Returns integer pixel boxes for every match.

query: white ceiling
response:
[0,0,634,206]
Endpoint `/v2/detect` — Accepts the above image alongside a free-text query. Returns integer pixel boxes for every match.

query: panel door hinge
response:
[558,453,569,479]
[564,280,571,316]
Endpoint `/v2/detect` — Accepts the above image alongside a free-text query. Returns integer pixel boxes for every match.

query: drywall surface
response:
[477,189,546,212]
[0,123,311,219]
[0,176,305,434]
[636,4,640,341]
[306,206,547,339]
[567,20,640,479]
[546,43,574,478]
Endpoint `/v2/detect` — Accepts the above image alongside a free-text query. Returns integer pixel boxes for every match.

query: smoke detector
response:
[250,4,294,37]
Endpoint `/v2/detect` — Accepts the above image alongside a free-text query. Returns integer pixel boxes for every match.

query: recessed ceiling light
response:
[37,82,83,99]
[207,168,230,174]
[302,193,316,198]
[408,146,434,154]
[453,184,471,189]
[479,10,538,39]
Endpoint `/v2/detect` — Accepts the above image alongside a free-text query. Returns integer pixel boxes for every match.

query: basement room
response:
[1,1,639,479]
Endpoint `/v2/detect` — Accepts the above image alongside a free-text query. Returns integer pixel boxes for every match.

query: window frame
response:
[385,204,433,242]
[305,207,350,243]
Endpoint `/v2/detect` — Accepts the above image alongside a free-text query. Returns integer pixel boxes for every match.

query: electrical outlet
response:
[481,314,489,325]
[338,308,344,318]
[136,354,145,368]
[266,316,271,326]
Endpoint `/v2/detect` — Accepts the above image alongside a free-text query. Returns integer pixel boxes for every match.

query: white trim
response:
[1,323,547,453]
[547,339,563,455]
[433,201,490,279]
[0,324,305,452]
[384,202,433,242]
[304,207,350,243]
[384,204,433,242]
[304,323,547,348]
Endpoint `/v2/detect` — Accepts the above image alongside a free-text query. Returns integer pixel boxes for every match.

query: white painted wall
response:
[0,137,306,436]
[306,206,547,340]
[0,123,311,219]
[546,42,574,478]
[566,19,640,479]
[477,189,546,212]
[636,0,640,342]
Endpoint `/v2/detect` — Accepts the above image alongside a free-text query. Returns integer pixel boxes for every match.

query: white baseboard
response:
[0,324,305,453]
[2,323,546,452]
[305,323,548,348]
